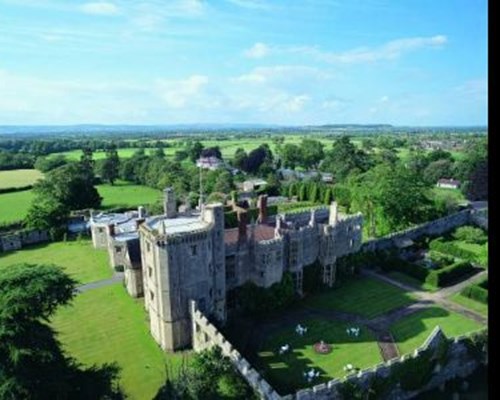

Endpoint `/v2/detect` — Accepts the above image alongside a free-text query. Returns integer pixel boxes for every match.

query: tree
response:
[0,263,123,399]
[232,148,248,170]
[455,138,488,201]
[278,143,302,169]
[299,183,308,201]
[187,141,204,163]
[423,159,454,185]
[24,198,69,239]
[300,139,324,169]
[214,170,234,193]
[79,147,95,184]
[321,136,371,182]
[34,155,68,172]
[100,145,120,185]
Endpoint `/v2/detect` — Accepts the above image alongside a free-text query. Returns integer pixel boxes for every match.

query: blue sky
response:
[0,0,487,125]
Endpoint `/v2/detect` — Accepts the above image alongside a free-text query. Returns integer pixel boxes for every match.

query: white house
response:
[436,179,461,189]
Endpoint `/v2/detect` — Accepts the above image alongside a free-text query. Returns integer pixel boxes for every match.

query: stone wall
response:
[470,209,488,231]
[361,210,472,253]
[279,207,329,226]
[191,299,486,400]
[0,228,50,252]
[190,301,282,400]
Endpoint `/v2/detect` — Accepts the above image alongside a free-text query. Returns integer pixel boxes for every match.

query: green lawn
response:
[0,169,44,189]
[51,284,188,400]
[302,277,416,318]
[449,293,488,317]
[97,181,162,210]
[390,306,484,355]
[0,240,112,284]
[385,271,438,292]
[257,319,382,394]
[0,189,34,223]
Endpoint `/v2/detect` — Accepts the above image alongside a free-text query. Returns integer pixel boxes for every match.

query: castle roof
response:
[224,224,276,245]
[145,215,209,235]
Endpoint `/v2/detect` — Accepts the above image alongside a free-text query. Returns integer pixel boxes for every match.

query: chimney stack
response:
[135,218,145,230]
[138,206,146,219]
[329,201,338,226]
[107,223,115,237]
[163,187,177,218]
[257,194,268,224]
[237,209,248,241]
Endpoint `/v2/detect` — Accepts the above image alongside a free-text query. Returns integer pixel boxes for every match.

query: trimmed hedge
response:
[429,238,477,263]
[267,204,278,216]
[0,185,33,194]
[461,281,488,304]
[425,261,474,288]
[428,250,455,268]
[380,257,430,282]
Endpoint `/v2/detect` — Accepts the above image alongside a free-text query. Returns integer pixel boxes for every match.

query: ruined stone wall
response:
[361,210,472,253]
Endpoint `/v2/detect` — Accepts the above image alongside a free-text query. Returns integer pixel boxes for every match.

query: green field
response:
[257,319,382,394]
[51,283,188,400]
[302,277,416,318]
[97,181,162,209]
[0,240,112,284]
[449,292,488,317]
[0,169,43,189]
[0,189,34,223]
[390,307,484,355]
[385,271,438,292]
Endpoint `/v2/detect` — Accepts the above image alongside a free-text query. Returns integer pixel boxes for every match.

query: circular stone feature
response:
[313,341,332,354]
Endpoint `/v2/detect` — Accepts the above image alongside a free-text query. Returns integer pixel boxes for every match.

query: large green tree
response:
[100,145,120,185]
[0,263,122,399]
[321,136,371,182]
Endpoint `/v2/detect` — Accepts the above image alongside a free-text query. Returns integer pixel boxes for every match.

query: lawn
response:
[390,306,484,355]
[256,319,382,394]
[97,181,162,210]
[0,169,43,189]
[301,277,416,318]
[0,239,112,284]
[51,283,188,400]
[385,271,438,292]
[449,292,488,317]
[0,189,34,223]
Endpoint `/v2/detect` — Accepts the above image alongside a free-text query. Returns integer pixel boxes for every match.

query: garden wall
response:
[361,210,472,253]
[0,228,50,252]
[191,300,487,400]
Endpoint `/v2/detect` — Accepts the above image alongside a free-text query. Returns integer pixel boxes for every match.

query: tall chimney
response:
[107,223,115,237]
[257,194,268,224]
[329,201,338,226]
[135,218,145,230]
[138,206,146,219]
[237,210,248,241]
[163,187,177,218]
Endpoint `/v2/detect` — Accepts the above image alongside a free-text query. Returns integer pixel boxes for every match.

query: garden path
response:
[76,272,124,293]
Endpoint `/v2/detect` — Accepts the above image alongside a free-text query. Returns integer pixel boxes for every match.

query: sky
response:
[0,0,488,126]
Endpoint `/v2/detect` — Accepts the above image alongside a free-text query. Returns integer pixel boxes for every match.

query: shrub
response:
[267,204,278,216]
[381,257,430,282]
[461,283,488,304]
[426,261,474,287]
[452,226,487,245]
[429,238,478,263]
[0,185,33,194]
[428,250,455,268]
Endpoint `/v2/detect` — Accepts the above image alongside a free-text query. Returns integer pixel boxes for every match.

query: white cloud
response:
[156,75,209,108]
[79,2,119,16]
[234,65,332,84]
[379,95,389,103]
[285,95,310,112]
[243,42,270,58]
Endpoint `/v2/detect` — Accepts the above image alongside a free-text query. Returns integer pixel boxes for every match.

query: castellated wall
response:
[253,238,286,288]
[361,210,472,253]
[279,207,329,226]
[191,301,487,400]
[190,301,282,400]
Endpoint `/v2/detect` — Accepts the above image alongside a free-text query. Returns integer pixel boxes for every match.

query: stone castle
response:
[90,188,363,351]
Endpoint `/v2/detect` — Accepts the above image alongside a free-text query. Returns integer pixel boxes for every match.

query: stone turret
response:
[257,194,268,223]
[163,187,177,218]
[138,206,146,219]
[237,210,248,241]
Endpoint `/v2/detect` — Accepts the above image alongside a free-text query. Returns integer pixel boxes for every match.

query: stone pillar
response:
[257,194,268,223]
[237,210,248,241]
[329,201,338,226]
[163,187,177,218]
[138,206,146,219]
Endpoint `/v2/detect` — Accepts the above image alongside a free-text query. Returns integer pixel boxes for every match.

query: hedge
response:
[0,185,33,194]
[267,204,278,217]
[429,238,478,263]
[461,283,488,304]
[380,257,430,282]
[428,250,455,269]
[425,261,474,288]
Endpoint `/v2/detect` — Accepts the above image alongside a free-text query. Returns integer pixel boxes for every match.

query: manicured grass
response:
[257,319,382,394]
[0,189,34,223]
[385,271,438,292]
[449,293,488,317]
[97,181,162,210]
[0,239,112,284]
[51,284,189,400]
[0,169,43,189]
[302,277,416,318]
[390,306,484,355]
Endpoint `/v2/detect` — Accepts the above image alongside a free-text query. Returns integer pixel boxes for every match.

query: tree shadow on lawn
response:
[253,318,381,395]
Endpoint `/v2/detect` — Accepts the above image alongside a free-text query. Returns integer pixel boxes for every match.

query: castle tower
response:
[163,187,177,218]
[257,194,268,223]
